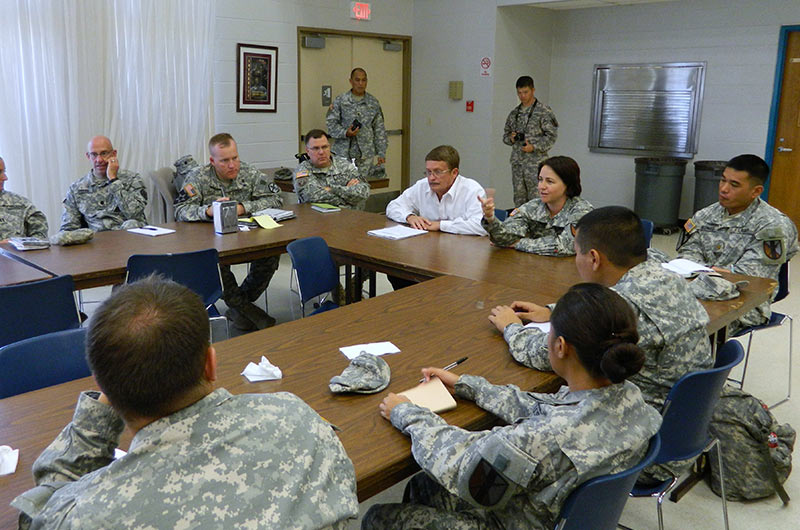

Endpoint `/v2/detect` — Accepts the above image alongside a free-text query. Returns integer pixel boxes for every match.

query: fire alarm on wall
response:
[466,100,474,112]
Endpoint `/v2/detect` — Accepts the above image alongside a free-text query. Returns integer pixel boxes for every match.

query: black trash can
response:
[634,157,688,231]
[693,160,726,213]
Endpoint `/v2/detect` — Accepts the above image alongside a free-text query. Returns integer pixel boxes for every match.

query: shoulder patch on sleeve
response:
[509,208,518,217]
[684,218,696,233]
[296,171,308,178]
[570,224,577,237]
[183,183,197,197]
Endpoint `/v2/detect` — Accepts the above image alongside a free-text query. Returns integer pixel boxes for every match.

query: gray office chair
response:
[149,167,178,222]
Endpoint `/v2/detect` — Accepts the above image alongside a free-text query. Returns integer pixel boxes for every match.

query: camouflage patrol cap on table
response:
[329,353,391,394]
[689,273,745,301]
[50,228,94,246]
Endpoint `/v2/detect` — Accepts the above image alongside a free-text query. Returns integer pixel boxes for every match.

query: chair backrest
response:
[775,260,790,303]
[126,248,222,308]
[655,340,744,464]
[148,167,177,223]
[494,208,508,222]
[0,275,80,348]
[0,328,90,398]
[286,236,339,304]
[641,218,654,248]
[555,434,661,530]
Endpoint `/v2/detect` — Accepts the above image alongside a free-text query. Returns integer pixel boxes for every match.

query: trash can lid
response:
[634,157,689,166]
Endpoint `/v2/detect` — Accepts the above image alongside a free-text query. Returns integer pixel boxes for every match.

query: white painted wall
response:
[409,0,497,187]
[547,0,799,217]
[213,0,413,169]
[490,5,555,209]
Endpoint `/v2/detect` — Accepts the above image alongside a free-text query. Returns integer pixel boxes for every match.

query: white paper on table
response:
[241,355,283,382]
[523,321,551,333]
[662,258,715,277]
[127,225,176,237]
[339,341,400,360]
[0,445,19,476]
[367,225,427,240]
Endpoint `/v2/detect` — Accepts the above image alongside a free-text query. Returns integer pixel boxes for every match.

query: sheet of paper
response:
[398,377,457,413]
[367,225,428,240]
[0,445,19,476]
[127,226,176,237]
[339,341,400,360]
[523,321,551,333]
[662,258,714,277]
[253,215,281,229]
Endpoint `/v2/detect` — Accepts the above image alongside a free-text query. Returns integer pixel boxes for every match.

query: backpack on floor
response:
[706,385,795,502]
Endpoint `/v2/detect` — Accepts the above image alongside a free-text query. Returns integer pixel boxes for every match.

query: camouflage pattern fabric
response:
[329,353,391,394]
[689,273,742,301]
[174,161,283,309]
[172,154,199,191]
[0,190,48,239]
[482,196,592,256]
[677,198,799,335]
[294,156,368,210]
[13,389,358,529]
[501,259,712,482]
[706,385,795,501]
[502,101,558,207]
[60,169,148,232]
[326,91,387,164]
[363,375,661,530]
[49,228,94,246]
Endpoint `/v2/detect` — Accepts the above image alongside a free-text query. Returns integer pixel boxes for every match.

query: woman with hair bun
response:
[479,155,593,255]
[363,283,661,530]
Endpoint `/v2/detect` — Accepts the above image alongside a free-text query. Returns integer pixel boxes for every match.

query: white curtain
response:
[0,0,214,232]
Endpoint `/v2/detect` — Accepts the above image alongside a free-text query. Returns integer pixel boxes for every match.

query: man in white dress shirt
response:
[386,145,486,236]
[385,145,486,289]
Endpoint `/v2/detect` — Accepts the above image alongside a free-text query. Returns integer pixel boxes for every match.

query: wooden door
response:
[768,31,800,226]
[298,31,407,193]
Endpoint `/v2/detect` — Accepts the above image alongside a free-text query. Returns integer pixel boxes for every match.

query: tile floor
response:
[79,231,798,529]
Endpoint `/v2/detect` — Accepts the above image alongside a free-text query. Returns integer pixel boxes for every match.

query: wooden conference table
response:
[0,205,775,525]
[0,254,51,286]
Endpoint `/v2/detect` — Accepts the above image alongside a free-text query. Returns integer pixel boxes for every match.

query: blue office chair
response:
[731,261,791,408]
[555,434,660,530]
[126,248,228,340]
[286,236,340,317]
[641,218,654,248]
[0,275,81,348]
[622,340,744,530]
[494,208,508,222]
[0,328,90,398]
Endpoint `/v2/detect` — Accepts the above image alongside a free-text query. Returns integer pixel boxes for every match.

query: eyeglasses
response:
[424,169,452,178]
[89,151,113,160]
[308,145,330,152]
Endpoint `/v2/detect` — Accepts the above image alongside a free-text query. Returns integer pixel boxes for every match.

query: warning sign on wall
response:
[480,57,492,77]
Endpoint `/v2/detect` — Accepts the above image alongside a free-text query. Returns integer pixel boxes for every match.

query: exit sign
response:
[351,2,371,20]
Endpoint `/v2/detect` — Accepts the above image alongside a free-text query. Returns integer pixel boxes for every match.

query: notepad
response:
[662,258,715,278]
[399,377,457,413]
[311,203,341,213]
[252,207,296,221]
[367,225,428,240]
[7,237,50,250]
[127,226,176,237]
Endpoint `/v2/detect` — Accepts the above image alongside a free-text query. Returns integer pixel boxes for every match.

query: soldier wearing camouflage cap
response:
[294,129,369,209]
[60,136,148,232]
[12,276,358,528]
[677,154,799,335]
[364,283,660,529]
[174,133,283,331]
[0,156,48,241]
[326,68,388,180]
[502,76,558,207]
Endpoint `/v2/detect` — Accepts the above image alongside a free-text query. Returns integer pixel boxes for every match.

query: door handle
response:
[777,147,793,152]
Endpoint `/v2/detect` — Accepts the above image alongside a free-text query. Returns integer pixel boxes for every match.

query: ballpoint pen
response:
[419,356,468,383]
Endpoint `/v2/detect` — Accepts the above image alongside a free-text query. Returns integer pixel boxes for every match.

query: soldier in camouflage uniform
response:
[326,68,388,180]
[174,133,283,331]
[502,76,558,207]
[677,154,799,335]
[364,284,661,530]
[294,129,369,209]
[0,157,48,240]
[12,277,358,529]
[60,136,148,232]
[480,156,592,255]
[488,207,713,483]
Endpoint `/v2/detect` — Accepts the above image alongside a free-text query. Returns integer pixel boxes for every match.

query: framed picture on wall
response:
[237,43,278,112]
